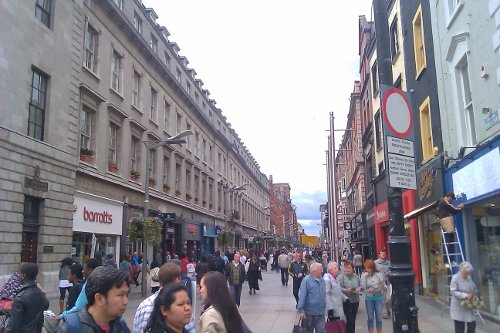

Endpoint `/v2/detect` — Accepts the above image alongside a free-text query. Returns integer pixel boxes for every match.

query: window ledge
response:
[415,66,427,80]
[110,88,124,101]
[447,2,464,30]
[149,119,159,128]
[131,104,143,114]
[391,50,401,64]
[82,66,101,81]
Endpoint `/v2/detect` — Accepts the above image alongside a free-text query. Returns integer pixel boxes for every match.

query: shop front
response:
[72,194,123,266]
[374,201,389,256]
[201,223,217,256]
[404,156,444,297]
[445,137,500,319]
[183,222,201,259]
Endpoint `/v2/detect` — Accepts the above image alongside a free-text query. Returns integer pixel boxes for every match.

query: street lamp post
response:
[141,130,193,297]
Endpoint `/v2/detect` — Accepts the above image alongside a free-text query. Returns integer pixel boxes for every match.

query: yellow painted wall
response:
[301,235,319,246]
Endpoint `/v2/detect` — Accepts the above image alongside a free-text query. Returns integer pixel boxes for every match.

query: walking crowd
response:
[0,246,481,333]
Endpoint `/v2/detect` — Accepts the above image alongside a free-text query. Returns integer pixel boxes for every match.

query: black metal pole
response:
[373,1,419,332]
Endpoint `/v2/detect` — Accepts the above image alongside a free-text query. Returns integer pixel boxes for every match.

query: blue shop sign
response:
[201,223,218,238]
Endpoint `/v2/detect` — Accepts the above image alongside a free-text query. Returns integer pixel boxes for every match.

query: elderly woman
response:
[324,261,348,322]
[450,261,477,333]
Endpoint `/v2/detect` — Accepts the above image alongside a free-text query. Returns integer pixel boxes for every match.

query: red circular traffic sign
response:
[382,88,412,138]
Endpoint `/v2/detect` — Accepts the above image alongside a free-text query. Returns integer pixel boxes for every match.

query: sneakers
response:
[382,312,389,319]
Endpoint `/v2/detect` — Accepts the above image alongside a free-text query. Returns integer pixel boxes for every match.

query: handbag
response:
[325,319,346,333]
[292,317,313,333]
[0,299,13,310]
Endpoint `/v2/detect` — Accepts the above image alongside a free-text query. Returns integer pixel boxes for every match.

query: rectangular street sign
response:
[387,136,414,156]
[388,153,417,189]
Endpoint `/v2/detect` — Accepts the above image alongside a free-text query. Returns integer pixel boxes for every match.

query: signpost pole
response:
[373,0,419,332]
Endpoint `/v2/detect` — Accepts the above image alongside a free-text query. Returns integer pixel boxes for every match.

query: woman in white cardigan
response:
[450,261,477,333]
[324,261,348,321]
[199,271,247,333]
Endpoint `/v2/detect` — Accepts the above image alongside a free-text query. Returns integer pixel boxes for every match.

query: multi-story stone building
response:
[0,0,269,296]
[0,0,82,297]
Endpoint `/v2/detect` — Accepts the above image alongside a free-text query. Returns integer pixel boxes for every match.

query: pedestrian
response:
[119,254,133,280]
[179,253,189,277]
[150,260,161,294]
[273,250,280,272]
[65,263,84,311]
[450,261,477,333]
[361,259,386,333]
[245,252,261,295]
[225,252,246,306]
[58,257,100,321]
[199,271,248,333]
[166,251,172,262]
[195,256,209,285]
[186,259,197,281]
[132,251,141,286]
[374,251,391,319]
[0,262,25,301]
[58,257,74,314]
[321,251,329,274]
[104,253,117,268]
[297,262,326,333]
[324,261,347,322]
[5,262,49,333]
[338,261,361,333]
[288,252,309,306]
[239,250,247,266]
[134,262,196,333]
[143,284,192,333]
[353,251,363,276]
[208,250,226,274]
[278,249,291,286]
[55,266,130,333]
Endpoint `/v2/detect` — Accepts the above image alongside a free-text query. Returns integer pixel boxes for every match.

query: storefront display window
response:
[72,232,117,264]
[472,198,500,318]
[420,212,448,301]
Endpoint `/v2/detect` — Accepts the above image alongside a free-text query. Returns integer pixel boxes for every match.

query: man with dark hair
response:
[208,250,225,274]
[58,257,100,320]
[133,262,194,333]
[56,266,130,333]
[6,262,49,333]
[66,263,84,311]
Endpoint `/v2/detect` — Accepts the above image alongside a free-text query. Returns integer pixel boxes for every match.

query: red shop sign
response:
[374,201,388,224]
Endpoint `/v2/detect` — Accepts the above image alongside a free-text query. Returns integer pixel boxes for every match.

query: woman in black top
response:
[65,263,83,311]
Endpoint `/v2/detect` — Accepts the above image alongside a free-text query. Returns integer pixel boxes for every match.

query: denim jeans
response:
[302,314,326,333]
[229,283,243,306]
[280,268,289,285]
[365,297,383,329]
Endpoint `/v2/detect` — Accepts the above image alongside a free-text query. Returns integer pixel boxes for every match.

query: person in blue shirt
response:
[57,258,100,320]
[298,262,326,333]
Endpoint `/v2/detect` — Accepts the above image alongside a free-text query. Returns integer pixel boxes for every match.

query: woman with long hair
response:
[246,252,261,295]
[144,283,192,333]
[58,257,74,313]
[360,259,387,333]
[199,271,244,333]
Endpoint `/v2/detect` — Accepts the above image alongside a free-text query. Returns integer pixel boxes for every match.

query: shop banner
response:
[73,196,123,235]
[183,223,200,241]
[201,224,218,238]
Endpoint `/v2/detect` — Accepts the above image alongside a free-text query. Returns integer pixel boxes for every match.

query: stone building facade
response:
[0,0,269,296]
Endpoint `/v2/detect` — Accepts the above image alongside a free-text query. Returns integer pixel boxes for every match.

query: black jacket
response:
[6,282,49,333]
[225,261,246,286]
[55,309,129,333]
[208,256,226,274]
[66,279,84,310]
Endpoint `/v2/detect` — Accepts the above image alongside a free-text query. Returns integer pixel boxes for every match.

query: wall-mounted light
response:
[482,107,491,114]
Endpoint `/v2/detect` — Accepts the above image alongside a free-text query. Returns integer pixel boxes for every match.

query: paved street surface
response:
[49,267,500,332]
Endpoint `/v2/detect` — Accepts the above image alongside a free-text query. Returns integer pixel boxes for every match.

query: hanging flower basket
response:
[128,217,162,246]
[217,230,234,249]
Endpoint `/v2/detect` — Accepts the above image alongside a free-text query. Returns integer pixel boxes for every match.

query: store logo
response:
[187,225,197,234]
[83,206,112,224]
[419,168,435,200]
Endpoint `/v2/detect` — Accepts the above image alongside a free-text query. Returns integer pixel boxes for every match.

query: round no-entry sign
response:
[382,87,412,138]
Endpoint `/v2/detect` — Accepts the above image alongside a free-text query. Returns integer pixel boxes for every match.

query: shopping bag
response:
[292,317,312,333]
[325,319,346,333]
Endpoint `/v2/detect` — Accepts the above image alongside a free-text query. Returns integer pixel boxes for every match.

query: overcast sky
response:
[145,0,373,236]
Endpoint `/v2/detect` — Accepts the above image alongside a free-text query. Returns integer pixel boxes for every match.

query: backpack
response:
[65,312,130,333]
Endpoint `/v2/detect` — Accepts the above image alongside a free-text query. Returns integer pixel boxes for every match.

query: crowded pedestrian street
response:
[101,266,499,333]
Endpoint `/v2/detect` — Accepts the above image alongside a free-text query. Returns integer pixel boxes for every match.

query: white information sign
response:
[387,136,414,156]
[388,153,417,189]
